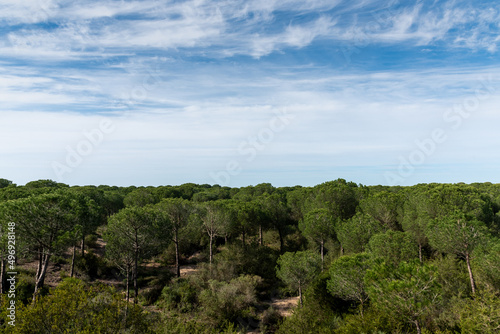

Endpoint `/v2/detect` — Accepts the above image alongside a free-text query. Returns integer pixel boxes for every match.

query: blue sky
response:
[1,0,499,187]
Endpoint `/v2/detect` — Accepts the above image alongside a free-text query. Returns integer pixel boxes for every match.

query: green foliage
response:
[419,184,494,224]
[156,315,238,334]
[337,212,384,254]
[453,289,500,333]
[299,208,335,264]
[0,178,13,188]
[14,274,41,305]
[368,230,419,266]
[24,179,67,189]
[427,212,488,257]
[260,307,283,334]
[327,253,371,313]
[159,279,198,313]
[3,180,500,334]
[276,250,321,305]
[85,233,99,249]
[276,304,341,334]
[312,179,359,221]
[365,261,441,333]
[198,275,262,327]
[196,243,279,282]
[124,188,158,207]
[335,308,392,334]
[360,190,404,230]
[259,193,292,252]
[75,251,110,279]
[474,240,500,290]
[6,278,153,333]
[431,255,470,303]
[427,211,488,294]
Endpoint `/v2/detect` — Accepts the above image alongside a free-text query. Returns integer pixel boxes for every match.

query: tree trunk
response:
[414,320,421,334]
[33,252,50,303]
[174,230,180,278]
[70,245,76,278]
[134,234,139,304]
[81,236,85,257]
[209,234,213,265]
[418,243,422,263]
[259,225,263,246]
[125,265,130,324]
[340,244,344,256]
[298,281,303,306]
[465,252,476,295]
[278,229,284,253]
[126,266,130,304]
[35,248,42,280]
[0,256,4,294]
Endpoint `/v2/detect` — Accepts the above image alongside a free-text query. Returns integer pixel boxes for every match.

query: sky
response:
[0,0,499,188]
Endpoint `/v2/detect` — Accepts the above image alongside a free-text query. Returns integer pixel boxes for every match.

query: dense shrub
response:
[159,278,198,313]
[3,278,153,334]
[199,275,262,327]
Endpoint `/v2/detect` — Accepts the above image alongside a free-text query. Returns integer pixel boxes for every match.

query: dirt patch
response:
[180,264,198,277]
[269,296,300,317]
[93,237,106,257]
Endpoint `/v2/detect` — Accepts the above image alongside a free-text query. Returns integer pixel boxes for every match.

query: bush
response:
[8,278,154,334]
[199,275,262,327]
[85,233,99,249]
[276,270,344,334]
[75,251,112,279]
[139,269,175,306]
[156,315,238,334]
[51,255,67,266]
[335,309,392,334]
[260,307,283,334]
[159,279,198,313]
[15,274,45,305]
[201,243,279,283]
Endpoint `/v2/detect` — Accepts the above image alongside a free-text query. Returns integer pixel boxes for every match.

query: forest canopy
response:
[0,179,499,333]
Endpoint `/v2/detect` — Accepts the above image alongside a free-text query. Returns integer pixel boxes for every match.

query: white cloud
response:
[1,62,499,185]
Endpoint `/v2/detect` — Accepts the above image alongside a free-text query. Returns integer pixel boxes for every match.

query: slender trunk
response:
[0,256,4,294]
[340,244,344,256]
[38,253,49,287]
[418,243,422,263]
[224,234,228,245]
[278,229,284,253]
[134,234,139,304]
[414,320,421,334]
[126,267,130,304]
[465,252,476,295]
[298,281,303,306]
[36,248,42,280]
[70,245,76,278]
[33,252,50,303]
[320,239,324,269]
[209,234,213,265]
[81,236,85,257]
[259,225,263,246]
[125,265,130,324]
[174,229,180,278]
